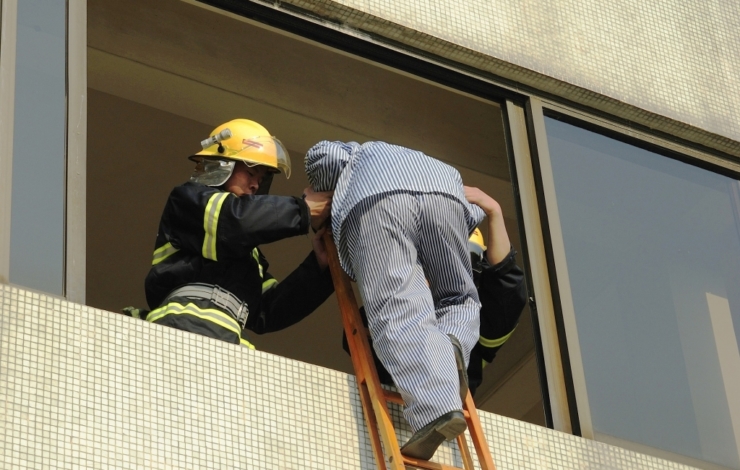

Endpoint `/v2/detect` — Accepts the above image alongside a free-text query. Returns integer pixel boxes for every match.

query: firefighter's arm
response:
[310,226,329,269]
[246,251,334,334]
[476,250,527,362]
[464,186,511,265]
[218,193,310,256]
[166,183,310,259]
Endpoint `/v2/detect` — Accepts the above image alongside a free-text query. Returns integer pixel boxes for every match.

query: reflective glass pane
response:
[9,0,66,295]
[546,117,740,469]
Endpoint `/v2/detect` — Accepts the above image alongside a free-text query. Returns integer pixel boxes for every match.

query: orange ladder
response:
[322,230,497,470]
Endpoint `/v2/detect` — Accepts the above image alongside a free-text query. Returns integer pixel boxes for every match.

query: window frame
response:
[66,0,87,304]
[0,0,86,302]
[0,0,19,286]
[528,96,740,468]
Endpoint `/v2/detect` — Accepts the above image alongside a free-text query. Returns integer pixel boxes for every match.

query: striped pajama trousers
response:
[340,192,481,431]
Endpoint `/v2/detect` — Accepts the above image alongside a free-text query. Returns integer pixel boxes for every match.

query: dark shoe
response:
[400,411,467,461]
[448,334,469,403]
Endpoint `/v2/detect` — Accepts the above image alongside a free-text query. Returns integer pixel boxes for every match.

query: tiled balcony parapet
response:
[0,285,698,469]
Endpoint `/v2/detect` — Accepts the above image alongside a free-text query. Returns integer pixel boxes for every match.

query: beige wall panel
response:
[88,0,510,178]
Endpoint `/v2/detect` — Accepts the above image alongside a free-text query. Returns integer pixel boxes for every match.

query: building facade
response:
[1,0,738,468]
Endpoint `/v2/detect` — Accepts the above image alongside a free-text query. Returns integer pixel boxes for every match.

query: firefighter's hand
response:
[312,226,329,270]
[304,187,333,231]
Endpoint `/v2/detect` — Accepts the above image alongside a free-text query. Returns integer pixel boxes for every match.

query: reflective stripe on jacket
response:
[145,182,309,314]
[145,182,335,342]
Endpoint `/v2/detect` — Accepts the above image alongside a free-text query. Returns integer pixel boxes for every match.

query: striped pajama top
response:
[305,140,485,275]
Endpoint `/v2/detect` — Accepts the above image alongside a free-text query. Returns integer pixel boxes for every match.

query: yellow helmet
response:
[469,228,487,278]
[469,228,486,256]
[189,119,291,187]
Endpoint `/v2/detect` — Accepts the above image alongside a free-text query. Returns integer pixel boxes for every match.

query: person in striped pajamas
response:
[305,140,485,460]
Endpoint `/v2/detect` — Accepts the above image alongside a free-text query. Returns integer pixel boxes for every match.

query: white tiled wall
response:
[0,285,698,469]
[277,0,740,157]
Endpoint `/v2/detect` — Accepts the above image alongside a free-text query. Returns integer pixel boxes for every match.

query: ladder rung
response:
[402,455,464,470]
[383,390,404,405]
[382,391,470,418]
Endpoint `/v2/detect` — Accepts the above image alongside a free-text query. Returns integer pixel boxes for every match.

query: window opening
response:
[87,0,543,426]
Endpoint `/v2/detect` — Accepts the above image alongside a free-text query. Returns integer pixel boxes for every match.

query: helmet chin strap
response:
[236,161,275,195]
[256,172,274,195]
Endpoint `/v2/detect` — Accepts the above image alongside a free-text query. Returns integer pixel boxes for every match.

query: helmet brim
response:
[192,135,291,179]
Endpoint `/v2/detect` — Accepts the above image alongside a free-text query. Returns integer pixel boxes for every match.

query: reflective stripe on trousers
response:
[147,300,255,349]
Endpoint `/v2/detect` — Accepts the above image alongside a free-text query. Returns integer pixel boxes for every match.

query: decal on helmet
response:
[242,139,264,149]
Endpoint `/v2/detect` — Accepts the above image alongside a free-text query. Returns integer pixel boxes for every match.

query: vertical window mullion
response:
[0,0,19,284]
[507,98,577,434]
[525,97,593,438]
[65,0,86,303]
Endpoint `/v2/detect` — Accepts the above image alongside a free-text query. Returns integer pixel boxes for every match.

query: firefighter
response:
[305,140,485,460]
[140,119,334,348]
[464,185,527,397]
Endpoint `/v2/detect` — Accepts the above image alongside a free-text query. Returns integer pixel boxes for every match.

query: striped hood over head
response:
[305,140,357,192]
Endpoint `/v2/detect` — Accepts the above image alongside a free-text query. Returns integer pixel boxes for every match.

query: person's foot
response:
[448,334,469,403]
[400,411,467,461]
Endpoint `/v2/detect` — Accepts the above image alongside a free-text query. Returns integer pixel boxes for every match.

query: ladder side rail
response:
[358,382,389,470]
[456,432,475,470]
[322,230,405,469]
[462,393,496,470]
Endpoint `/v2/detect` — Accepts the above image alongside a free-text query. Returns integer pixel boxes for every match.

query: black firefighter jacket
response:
[145,182,334,338]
